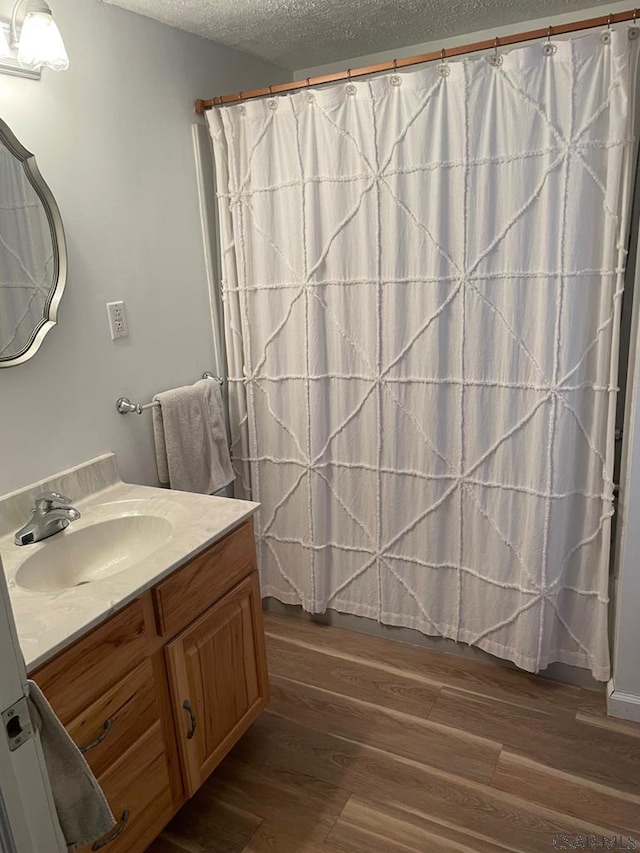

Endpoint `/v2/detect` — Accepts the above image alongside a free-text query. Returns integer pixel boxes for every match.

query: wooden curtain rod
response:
[195,8,639,113]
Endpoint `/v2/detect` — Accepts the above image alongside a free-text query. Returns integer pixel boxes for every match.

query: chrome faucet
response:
[14,492,81,546]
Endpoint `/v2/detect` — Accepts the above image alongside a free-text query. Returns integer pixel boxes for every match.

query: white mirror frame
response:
[0,118,67,367]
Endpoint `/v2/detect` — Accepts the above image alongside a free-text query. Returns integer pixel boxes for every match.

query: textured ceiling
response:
[103,0,614,70]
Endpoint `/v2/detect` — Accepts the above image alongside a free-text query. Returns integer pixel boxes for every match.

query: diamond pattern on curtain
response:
[208,31,638,680]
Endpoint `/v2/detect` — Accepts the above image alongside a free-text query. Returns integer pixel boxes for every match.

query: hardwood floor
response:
[147,613,640,853]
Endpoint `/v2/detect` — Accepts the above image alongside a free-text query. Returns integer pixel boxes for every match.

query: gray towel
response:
[152,378,234,494]
[27,681,115,851]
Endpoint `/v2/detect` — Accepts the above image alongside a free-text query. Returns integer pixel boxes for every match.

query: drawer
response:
[78,721,173,853]
[32,598,147,725]
[153,519,256,638]
[66,659,160,778]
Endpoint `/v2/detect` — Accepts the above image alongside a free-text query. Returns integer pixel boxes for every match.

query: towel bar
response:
[116,372,223,415]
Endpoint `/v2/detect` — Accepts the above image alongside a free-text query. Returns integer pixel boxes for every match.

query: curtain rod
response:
[195,8,639,113]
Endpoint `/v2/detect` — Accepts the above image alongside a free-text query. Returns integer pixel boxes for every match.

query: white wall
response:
[0,0,288,495]
[609,162,640,721]
[295,0,634,78]
[610,326,640,717]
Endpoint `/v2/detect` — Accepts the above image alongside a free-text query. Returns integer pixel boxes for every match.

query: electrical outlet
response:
[106,301,129,340]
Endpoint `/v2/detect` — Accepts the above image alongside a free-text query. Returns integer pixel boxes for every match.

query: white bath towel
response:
[27,681,115,851]
[152,379,234,494]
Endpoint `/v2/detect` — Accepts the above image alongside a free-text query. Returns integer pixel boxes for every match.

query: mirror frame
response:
[0,118,67,368]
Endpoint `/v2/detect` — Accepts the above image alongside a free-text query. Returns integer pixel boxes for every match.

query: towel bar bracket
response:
[116,397,142,415]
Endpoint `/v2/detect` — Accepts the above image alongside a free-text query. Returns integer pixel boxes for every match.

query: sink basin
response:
[15,515,172,592]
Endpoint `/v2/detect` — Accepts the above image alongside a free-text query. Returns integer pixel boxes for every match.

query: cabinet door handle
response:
[182,699,197,739]
[80,719,113,754]
[91,809,130,850]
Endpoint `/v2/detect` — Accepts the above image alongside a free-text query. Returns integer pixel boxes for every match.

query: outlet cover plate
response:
[106,301,128,340]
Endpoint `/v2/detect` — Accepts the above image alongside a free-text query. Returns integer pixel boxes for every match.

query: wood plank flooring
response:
[147,613,640,853]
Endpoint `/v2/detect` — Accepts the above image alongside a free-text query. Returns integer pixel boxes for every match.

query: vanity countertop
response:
[0,455,259,672]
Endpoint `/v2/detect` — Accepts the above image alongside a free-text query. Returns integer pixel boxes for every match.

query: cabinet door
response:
[165,572,269,795]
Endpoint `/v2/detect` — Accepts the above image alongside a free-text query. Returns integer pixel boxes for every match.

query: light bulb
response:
[17,9,68,71]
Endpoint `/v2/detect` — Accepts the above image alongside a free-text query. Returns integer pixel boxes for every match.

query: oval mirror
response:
[0,118,67,367]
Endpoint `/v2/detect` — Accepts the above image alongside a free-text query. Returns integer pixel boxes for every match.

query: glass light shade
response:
[0,25,10,58]
[17,11,68,71]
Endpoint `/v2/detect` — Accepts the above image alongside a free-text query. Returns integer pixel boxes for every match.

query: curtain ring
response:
[389,60,402,86]
[543,25,556,55]
[489,35,503,66]
[238,91,243,101]
[437,47,450,76]
[601,13,613,43]
[269,85,273,94]
[635,8,638,23]
[346,67,357,95]
[306,77,311,88]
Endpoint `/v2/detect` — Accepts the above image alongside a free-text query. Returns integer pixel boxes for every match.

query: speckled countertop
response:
[0,454,258,672]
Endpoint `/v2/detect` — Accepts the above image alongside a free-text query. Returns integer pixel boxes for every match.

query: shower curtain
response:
[208,30,638,680]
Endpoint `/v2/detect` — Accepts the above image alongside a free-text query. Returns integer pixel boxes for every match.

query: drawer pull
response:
[182,699,197,739]
[80,719,113,754]
[91,809,130,850]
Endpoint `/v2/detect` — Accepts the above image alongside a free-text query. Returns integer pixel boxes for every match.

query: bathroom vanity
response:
[0,455,267,853]
[32,519,267,852]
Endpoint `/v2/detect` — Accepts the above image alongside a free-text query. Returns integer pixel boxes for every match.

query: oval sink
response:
[15,515,172,592]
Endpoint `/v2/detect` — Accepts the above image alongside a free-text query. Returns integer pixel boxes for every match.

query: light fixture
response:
[0,0,68,79]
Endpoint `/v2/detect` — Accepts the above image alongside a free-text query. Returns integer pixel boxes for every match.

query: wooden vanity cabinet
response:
[30,517,268,853]
[165,570,268,795]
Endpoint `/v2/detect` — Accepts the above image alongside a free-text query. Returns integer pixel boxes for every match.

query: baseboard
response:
[607,681,640,721]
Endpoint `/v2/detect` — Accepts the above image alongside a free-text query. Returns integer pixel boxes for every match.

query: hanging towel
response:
[152,378,234,494]
[27,680,115,851]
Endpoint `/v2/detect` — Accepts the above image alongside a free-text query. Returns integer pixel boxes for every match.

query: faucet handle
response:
[35,491,72,511]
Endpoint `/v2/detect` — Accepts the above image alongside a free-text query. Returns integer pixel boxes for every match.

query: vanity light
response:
[0,0,68,78]
[14,0,68,71]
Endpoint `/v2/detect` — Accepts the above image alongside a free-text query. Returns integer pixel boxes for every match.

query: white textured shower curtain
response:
[209,31,638,680]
